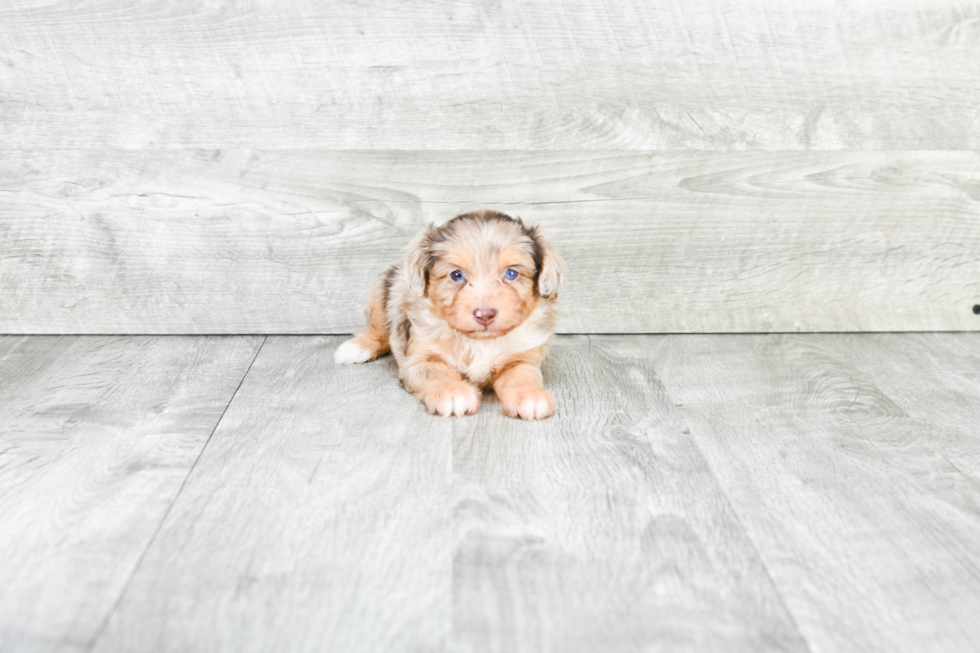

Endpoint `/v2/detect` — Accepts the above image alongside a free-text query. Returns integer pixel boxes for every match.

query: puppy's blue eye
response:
[504,269,518,280]
[450,270,464,282]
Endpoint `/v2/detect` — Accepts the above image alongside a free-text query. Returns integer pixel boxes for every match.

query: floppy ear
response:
[404,223,439,296]
[535,233,565,299]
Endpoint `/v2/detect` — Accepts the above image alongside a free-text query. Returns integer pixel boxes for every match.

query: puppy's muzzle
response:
[473,308,497,326]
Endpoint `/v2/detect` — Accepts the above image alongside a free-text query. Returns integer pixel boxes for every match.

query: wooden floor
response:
[2,333,979,653]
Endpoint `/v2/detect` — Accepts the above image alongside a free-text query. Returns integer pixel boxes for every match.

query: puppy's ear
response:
[535,233,565,299]
[404,223,440,296]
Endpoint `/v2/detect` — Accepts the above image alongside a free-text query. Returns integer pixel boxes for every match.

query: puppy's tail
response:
[334,265,395,364]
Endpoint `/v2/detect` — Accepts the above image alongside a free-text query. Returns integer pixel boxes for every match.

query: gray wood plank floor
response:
[0,336,264,653]
[652,334,980,652]
[2,334,979,652]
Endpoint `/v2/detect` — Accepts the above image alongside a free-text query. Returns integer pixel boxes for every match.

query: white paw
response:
[422,382,481,417]
[334,340,373,365]
[501,389,555,421]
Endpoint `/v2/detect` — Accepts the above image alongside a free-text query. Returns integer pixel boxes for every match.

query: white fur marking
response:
[454,309,553,383]
[426,382,481,417]
[408,300,553,384]
[334,340,373,365]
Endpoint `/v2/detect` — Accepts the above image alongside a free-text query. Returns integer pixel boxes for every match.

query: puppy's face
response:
[406,212,564,339]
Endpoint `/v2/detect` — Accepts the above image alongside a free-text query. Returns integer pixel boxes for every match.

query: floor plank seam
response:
[658,387,817,653]
[81,335,268,653]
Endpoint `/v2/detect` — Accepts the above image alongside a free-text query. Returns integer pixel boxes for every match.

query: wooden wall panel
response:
[0,0,977,150]
[2,150,977,333]
[2,1,978,332]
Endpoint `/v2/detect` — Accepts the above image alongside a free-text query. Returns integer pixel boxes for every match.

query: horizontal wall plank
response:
[0,1,977,150]
[2,149,978,333]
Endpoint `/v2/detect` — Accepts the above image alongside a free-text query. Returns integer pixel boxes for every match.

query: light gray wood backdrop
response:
[1,0,978,333]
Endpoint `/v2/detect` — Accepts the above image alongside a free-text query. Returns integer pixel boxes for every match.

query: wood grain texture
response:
[88,335,807,652]
[6,334,980,651]
[652,333,980,653]
[91,336,454,653]
[0,0,977,150]
[452,336,807,653]
[3,150,979,334]
[0,335,263,653]
[827,333,980,487]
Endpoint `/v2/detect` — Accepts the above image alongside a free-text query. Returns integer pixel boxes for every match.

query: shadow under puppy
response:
[335,210,565,420]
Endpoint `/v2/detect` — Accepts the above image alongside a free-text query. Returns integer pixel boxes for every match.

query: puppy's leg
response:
[401,358,481,418]
[493,362,555,421]
[334,267,394,365]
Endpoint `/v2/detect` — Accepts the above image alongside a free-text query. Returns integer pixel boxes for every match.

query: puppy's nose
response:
[473,308,497,326]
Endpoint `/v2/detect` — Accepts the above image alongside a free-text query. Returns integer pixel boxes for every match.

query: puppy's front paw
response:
[334,339,374,365]
[421,381,481,418]
[500,388,556,421]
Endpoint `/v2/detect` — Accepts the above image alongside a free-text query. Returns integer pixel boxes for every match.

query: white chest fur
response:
[451,321,552,384]
[413,301,554,385]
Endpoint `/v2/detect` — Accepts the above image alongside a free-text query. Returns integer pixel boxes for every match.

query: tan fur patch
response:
[493,360,555,420]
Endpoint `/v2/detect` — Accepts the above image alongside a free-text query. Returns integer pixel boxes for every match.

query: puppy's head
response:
[405,210,564,339]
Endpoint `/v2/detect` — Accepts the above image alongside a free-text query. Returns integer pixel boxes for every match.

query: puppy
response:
[334,210,565,420]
